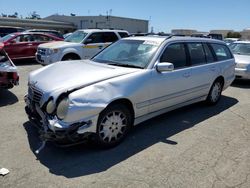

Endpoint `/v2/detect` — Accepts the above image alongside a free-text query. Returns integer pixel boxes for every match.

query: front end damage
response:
[24,88,99,153]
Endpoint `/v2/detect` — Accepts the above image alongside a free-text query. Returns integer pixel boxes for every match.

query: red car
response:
[0,44,19,89]
[0,32,63,60]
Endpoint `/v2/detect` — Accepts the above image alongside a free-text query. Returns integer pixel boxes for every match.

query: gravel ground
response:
[0,61,250,188]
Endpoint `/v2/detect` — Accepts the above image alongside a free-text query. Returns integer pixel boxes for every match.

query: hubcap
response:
[99,111,127,143]
[211,82,221,102]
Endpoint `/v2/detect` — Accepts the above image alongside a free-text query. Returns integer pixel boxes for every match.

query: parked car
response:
[25,36,235,150]
[36,29,130,65]
[26,29,64,39]
[231,41,250,79]
[0,32,63,60]
[0,44,19,89]
[224,38,239,45]
[0,26,25,37]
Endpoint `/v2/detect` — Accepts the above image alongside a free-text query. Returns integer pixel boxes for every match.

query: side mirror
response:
[156,62,174,72]
[84,38,92,44]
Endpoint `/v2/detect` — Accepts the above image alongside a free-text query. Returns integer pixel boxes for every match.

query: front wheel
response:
[206,80,223,105]
[96,103,132,148]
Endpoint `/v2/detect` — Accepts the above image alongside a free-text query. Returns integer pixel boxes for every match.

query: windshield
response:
[231,43,250,55]
[64,31,88,43]
[92,39,159,69]
[0,34,15,42]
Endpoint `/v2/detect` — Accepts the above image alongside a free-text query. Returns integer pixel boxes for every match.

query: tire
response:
[206,79,223,105]
[96,103,132,148]
[62,54,80,61]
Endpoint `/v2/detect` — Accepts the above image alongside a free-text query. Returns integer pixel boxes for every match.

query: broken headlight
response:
[46,98,56,114]
[56,97,69,119]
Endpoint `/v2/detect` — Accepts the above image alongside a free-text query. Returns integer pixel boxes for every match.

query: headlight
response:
[46,99,56,114]
[56,97,69,120]
[47,48,59,55]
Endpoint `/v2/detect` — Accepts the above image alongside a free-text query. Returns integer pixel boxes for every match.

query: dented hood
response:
[29,60,138,96]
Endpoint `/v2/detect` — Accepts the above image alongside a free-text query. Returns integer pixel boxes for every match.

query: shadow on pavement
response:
[13,59,39,66]
[0,89,18,107]
[231,79,250,89]
[23,95,238,178]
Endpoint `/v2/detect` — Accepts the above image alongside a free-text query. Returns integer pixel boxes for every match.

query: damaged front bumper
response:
[24,95,95,147]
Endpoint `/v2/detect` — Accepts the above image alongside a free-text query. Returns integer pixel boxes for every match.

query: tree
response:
[26,11,41,19]
[227,32,241,38]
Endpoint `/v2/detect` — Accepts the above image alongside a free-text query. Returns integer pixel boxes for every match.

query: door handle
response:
[27,43,33,46]
[98,46,103,49]
[183,72,191,78]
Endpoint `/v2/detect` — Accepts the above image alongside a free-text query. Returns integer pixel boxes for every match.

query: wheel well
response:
[62,53,81,60]
[214,76,225,88]
[107,99,135,120]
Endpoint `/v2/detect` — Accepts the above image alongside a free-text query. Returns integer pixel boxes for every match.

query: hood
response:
[38,41,81,49]
[29,60,139,102]
[234,54,250,65]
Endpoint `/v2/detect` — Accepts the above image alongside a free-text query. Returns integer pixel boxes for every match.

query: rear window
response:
[210,43,232,61]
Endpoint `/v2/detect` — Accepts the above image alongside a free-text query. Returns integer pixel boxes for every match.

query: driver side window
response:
[160,43,187,69]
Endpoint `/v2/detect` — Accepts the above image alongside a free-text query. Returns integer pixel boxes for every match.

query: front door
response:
[149,43,195,113]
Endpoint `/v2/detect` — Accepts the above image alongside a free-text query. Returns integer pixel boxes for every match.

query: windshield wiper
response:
[108,62,143,69]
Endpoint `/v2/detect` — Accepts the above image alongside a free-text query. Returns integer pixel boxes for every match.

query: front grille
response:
[28,85,43,103]
[37,48,46,55]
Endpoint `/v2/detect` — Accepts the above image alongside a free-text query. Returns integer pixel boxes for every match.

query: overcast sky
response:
[0,0,249,32]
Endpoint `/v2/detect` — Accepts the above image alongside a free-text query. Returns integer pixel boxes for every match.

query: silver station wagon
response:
[25,36,235,151]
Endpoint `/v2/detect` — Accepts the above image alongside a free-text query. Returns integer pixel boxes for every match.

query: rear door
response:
[185,42,217,97]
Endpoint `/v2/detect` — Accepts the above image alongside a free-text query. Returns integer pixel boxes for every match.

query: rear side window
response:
[160,43,187,69]
[210,43,232,61]
[118,32,129,38]
[87,32,118,43]
[187,43,206,65]
[103,32,118,43]
[33,34,52,42]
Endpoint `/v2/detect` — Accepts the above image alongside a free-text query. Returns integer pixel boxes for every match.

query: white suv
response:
[36,29,129,65]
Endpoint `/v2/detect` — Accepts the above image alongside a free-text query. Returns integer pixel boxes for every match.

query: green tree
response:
[227,32,241,38]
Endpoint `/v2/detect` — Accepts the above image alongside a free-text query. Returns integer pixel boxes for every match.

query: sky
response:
[0,0,250,33]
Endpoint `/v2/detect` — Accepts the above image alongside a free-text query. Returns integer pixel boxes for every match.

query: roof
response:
[123,35,226,45]
[233,40,250,44]
[77,29,129,33]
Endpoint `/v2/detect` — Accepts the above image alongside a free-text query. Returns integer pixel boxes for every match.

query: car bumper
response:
[235,68,250,79]
[36,53,60,65]
[24,95,94,146]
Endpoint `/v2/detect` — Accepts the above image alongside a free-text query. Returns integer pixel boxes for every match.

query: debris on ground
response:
[0,168,9,176]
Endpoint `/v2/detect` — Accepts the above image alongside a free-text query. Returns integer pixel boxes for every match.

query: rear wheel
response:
[96,103,132,148]
[206,80,223,105]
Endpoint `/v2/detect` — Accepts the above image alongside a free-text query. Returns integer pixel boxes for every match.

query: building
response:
[0,17,76,33]
[171,29,197,36]
[44,15,148,33]
[240,28,250,40]
[210,30,234,37]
